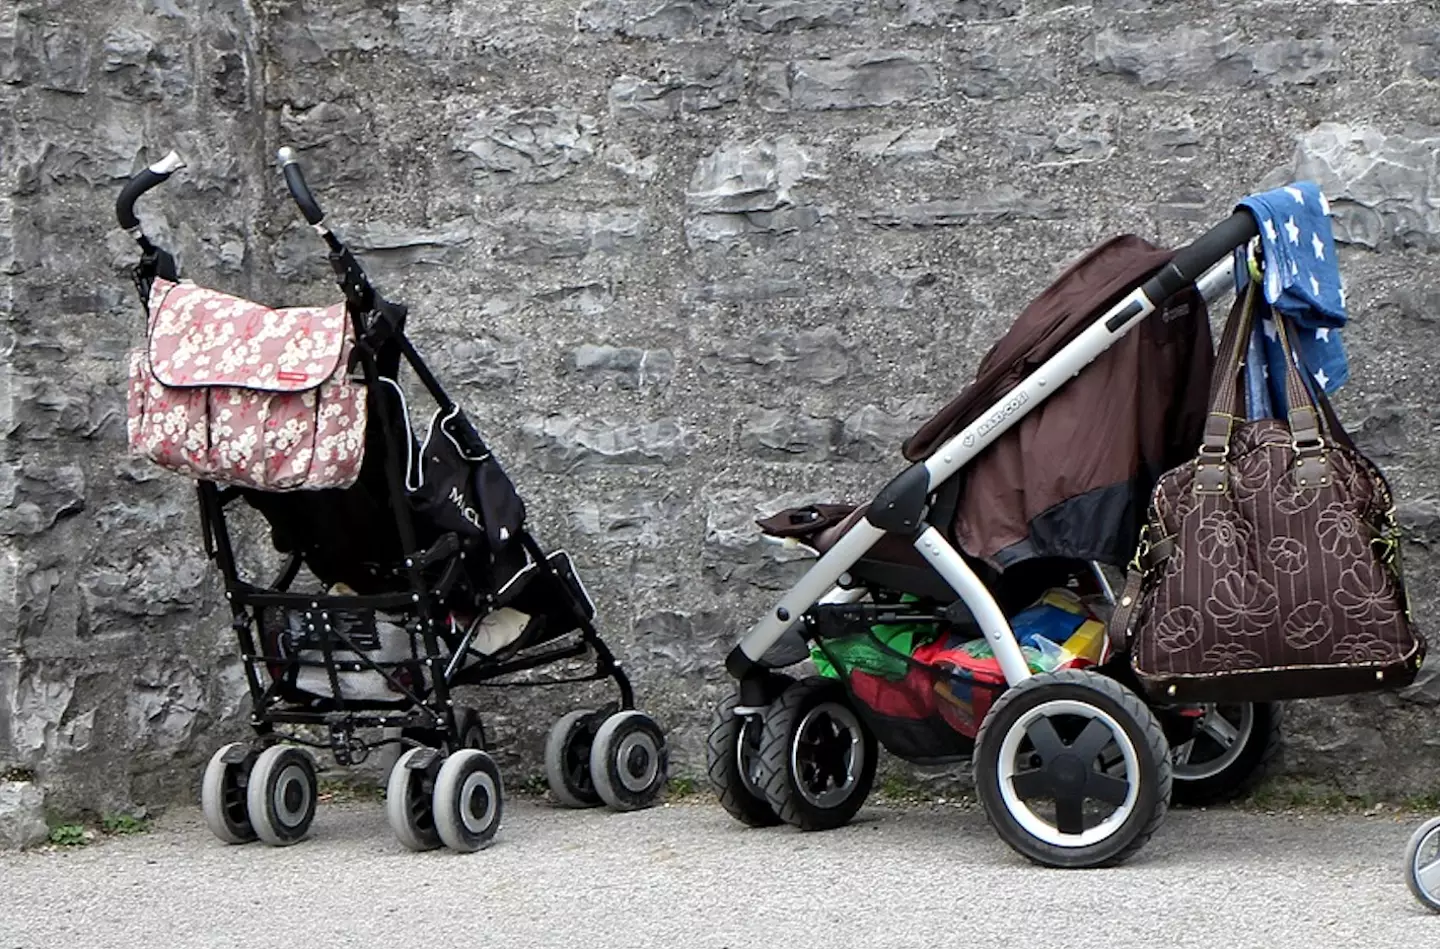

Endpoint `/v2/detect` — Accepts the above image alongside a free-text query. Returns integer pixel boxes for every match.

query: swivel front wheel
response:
[245,745,318,847]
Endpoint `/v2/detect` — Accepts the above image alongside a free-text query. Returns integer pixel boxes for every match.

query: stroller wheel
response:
[433,749,504,853]
[705,693,781,827]
[1404,816,1440,912]
[1171,702,1282,807]
[245,745,318,847]
[755,677,877,832]
[544,710,604,809]
[386,748,442,852]
[201,743,258,845]
[974,669,1171,869]
[589,710,669,812]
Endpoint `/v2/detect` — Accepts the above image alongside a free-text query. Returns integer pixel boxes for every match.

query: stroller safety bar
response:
[729,207,1262,687]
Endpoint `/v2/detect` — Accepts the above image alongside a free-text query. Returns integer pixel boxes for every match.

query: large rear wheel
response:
[975,669,1171,869]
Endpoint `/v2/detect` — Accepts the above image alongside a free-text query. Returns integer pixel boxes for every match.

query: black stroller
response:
[705,210,1282,869]
[115,148,668,853]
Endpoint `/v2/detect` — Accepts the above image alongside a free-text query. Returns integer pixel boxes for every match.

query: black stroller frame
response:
[708,210,1270,869]
[115,148,669,853]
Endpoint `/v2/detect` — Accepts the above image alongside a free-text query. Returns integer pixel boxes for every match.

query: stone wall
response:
[3,0,1440,825]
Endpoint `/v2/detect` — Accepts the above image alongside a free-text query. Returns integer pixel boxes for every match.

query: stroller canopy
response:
[904,235,1215,570]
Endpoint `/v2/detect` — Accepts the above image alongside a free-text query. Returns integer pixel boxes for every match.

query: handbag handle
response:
[1194,253,1334,493]
[1194,276,1261,493]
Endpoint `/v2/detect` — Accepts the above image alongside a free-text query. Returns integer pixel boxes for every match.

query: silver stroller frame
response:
[713,210,1262,869]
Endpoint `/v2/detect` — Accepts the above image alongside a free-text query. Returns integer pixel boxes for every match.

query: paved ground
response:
[0,797,1435,949]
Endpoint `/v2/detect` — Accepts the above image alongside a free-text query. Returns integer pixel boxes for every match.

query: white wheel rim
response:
[459,770,498,835]
[791,701,865,809]
[273,762,312,827]
[1412,824,1440,899]
[996,699,1141,848]
[616,730,661,794]
[1172,704,1253,780]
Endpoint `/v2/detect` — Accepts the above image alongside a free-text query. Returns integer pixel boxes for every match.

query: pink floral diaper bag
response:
[126,277,368,491]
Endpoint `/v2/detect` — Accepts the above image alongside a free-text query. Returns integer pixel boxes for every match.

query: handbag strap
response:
[1195,278,1261,493]
[1268,299,1333,488]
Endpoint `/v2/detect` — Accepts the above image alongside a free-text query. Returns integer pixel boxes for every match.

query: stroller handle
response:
[1142,210,1258,304]
[277,147,326,226]
[115,150,186,232]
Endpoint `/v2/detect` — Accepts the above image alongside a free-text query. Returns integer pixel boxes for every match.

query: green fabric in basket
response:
[812,597,933,681]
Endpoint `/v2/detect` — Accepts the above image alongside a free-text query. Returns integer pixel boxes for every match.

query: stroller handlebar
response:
[116,150,186,232]
[1143,209,1258,304]
[277,147,326,227]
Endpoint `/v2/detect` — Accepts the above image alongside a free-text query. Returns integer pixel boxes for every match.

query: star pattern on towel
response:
[1285,185,1305,205]
[1317,327,1330,342]
[1263,319,1278,341]
[1264,219,1278,241]
[1285,216,1301,244]
[1312,231,1326,260]
[1315,368,1329,388]
[1310,274,1321,297]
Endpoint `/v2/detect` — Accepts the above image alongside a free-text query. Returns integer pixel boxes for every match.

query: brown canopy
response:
[904,234,1215,569]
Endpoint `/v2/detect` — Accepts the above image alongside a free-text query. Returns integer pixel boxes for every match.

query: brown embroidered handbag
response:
[1109,276,1425,702]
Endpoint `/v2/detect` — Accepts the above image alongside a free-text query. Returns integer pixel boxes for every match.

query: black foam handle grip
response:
[1142,210,1259,304]
[116,151,185,230]
[277,147,325,226]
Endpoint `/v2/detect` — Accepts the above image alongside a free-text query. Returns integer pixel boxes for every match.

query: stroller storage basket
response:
[810,605,997,763]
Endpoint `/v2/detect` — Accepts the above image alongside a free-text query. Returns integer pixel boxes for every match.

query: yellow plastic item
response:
[1060,619,1107,665]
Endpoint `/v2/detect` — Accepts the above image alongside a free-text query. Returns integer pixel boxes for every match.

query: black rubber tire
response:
[589,711,669,811]
[545,709,604,809]
[200,742,258,845]
[1171,702,1283,808]
[433,749,504,853]
[755,676,877,832]
[706,693,782,828]
[1404,816,1440,913]
[974,668,1172,869]
[386,747,443,852]
[245,745,319,847]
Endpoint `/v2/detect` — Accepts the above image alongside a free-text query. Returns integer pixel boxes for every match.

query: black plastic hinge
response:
[866,463,931,535]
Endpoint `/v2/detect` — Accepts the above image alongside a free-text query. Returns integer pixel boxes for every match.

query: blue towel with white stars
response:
[1231,181,1350,419]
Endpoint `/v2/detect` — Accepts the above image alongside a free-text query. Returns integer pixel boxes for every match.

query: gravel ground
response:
[0,798,1435,949]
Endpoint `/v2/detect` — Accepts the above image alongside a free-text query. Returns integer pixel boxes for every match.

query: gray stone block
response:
[576,0,725,37]
[1095,28,1335,89]
[853,126,954,162]
[686,138,826,244]
[499,208,647,262]
[761,51,940,111]
[456,108,598,183]
[741,409,840,460]
[573,344,675,387]
[737,0,862,32]
[0,782,48,850]
[1280,123,1440,252]
[522,416,693,472]
[879,0,1022,26]
[861,186,1065,228]
[609,53,741,119]
[700,325,853,384]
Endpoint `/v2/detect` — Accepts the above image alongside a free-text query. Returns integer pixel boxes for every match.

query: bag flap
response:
[145,277,349,392]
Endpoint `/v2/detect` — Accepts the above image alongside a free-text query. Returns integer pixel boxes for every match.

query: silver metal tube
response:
[913,527,1033,686]
[735,520,886,662]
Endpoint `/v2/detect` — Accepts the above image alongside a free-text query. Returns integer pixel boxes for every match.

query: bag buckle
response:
[1193,444,1229,494]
